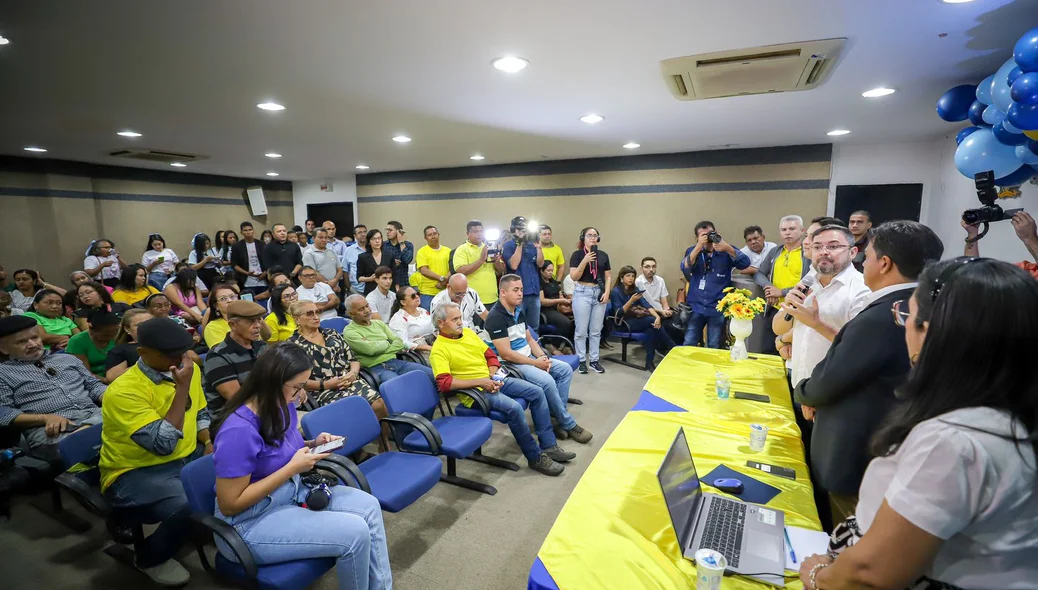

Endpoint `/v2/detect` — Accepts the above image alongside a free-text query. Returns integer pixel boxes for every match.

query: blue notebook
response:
[702,464,781,505]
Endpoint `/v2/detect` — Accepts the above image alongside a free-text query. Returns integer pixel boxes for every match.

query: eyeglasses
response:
[34,361,58,377]
[584,233,599,238]
[296,309,321,318]
[216,295,239,303]
[283,292,299,301]
[810,243,850,253]
[891,300,911,327]
[285,381,307,397]
[407,292,420,300]
[152,301,172,309]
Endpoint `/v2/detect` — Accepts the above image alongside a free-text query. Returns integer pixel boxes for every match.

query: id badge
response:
[698,278,707,290]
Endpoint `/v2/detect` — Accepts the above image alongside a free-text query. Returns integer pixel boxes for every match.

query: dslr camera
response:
[707,230,723,244]
[510,216,540,244]
[962,171,1023,239]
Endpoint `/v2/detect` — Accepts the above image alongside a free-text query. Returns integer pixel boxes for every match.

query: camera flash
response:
[528,220,540,231]
[485,228,501,242]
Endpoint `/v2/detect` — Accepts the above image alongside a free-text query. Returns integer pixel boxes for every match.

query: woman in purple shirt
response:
[212,343,392,590]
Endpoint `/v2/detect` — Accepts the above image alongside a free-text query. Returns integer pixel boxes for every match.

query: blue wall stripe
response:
[357,144,833,186]
[358,179,830,204]
[0,186,293,207]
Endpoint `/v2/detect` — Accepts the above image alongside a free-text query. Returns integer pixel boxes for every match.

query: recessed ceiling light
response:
[264,152,282,159]
[492,56,529,73]
[623,142,641,149]
[117,130,143,138]
[861,87,896,98]
[266,172,279,177]
[0,36,9,46]
[392,135,412,143]
[580,114,604,124]
[827,129,851,136]
[355,165,370,170]
[23,146,47,153]
[170,162,187,167]
[470,155,485,161]
[256,102,285,111]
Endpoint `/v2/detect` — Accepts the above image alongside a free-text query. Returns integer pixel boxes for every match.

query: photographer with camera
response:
[680,221,750,348]
[502,216,545,333]
[963,212,1038,261]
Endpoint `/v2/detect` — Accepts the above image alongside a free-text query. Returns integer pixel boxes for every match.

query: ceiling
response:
[0,0,1035,181]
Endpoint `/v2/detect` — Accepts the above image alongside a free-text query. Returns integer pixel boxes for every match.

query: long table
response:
[528,348,821,590]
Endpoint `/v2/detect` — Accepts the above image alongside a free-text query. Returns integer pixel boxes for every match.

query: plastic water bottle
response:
[715,371,731,399]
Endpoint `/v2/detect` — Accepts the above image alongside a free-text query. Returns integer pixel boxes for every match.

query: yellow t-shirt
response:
[430,328,493,408]
[99,363,207,491]
[451,241,498,304]
[771,246,804,307]
[541,244,566,279]
[111,286,159,306]
[203,318,230,349]
[265,313,297,343]
[415,245,452,296]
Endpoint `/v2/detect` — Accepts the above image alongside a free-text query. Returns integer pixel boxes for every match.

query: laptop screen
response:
[656,428,703,546]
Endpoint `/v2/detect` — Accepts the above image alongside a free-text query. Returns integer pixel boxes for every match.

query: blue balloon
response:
[1014,27,1038,73]
[956,126,982,145]
[1009,67,1024,86]
[976,74,995,105]
[982,104,1005,126]
[1008,101,1038,130]
[1004,119,1023,134]
[937,84,979,122]
[1011,72,1038,105]
[993,122,1028,146]
[968,100,987,126]
[992,58,1019,112]
[955,128,1025,179]
[1015,143,1038,165]
[995,165,1037,187]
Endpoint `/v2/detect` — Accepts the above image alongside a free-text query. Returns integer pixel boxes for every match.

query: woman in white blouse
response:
[141,233,179,290]
[800,258,1038,590]
[83,238,125,289]
[388,285,435,352]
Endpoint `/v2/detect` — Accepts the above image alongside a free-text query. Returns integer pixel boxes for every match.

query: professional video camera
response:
[962,171,1023,242]
[509,216,540,244]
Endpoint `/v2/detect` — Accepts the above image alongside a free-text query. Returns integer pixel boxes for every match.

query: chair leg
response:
[466,447,519,471]
[601,339,649,371]
[31,485,92,533]
[439,457,497,495]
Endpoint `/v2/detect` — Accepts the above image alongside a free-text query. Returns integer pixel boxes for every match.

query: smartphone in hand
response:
[312,437,345,454]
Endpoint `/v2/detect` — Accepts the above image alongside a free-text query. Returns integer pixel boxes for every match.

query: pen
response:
[783,527,797,565]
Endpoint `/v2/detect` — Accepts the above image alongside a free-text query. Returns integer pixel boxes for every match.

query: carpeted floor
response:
[0,357,651,590]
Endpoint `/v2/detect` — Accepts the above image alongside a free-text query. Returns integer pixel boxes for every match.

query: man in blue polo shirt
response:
[501,216,544,333]
[680,220,750,348]
[485,274,592,444]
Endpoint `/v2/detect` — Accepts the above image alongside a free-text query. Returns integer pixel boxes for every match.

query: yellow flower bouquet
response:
[716,287,766,320]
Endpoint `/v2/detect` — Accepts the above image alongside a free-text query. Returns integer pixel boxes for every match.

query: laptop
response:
[657,428,787,586]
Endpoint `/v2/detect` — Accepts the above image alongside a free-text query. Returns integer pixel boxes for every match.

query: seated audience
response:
[634,257,672,317]
[610,265,675,370]
[288,300,383,411]
[0,315,105,461]
[11,268,64,312]
[162,261,209,297]
[187,232,220,288]
[488,275,591,443]
[539,262,574,347]
[203,301,269,414]
[142,233,180,290]
[296,265,340,321]
[104,309,150,383]
[430,303,570,476]
[259,270,291,309]
[111,264,159,306]
[145,293,192,333]
[0,291,18,317]
[83,238,125,288]
[63,271,93,316]
[212,343,391,589]
[264,283,298,343]
[415,225,451,309]
[100,318,208,587]
[365,266,396,321]
[799,258,1038,589]
[737,225,777,276]
[23,289,79,349]
[431,273,489,337]
[357,228,395,295]
[389,285,435,352]
[164,268,206,325]
[72,281,129,331]
[204,282,272,349]
[451,220,499,305]
[65,310,120,382]
[261,224,303,280]
[342,295,434,384]
[301,228,343,295]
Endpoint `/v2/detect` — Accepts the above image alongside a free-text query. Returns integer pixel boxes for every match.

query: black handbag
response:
[668,303,692,332]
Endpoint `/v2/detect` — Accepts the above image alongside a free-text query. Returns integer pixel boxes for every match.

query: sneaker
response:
[543,445,576,462]
[578,361,588,374]
[589,361,606,374]
[553,424,569,440]
[567,425,593,444]
[529,454,564,476]
[135,558,190,587]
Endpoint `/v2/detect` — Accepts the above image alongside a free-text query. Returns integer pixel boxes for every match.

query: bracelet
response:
[808,562,829,589]
[318,379,325,390]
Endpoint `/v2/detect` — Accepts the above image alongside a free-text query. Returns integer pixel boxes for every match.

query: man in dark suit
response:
[793,220,943,525]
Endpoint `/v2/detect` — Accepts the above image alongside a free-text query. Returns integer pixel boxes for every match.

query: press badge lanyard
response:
[697,252,713,291]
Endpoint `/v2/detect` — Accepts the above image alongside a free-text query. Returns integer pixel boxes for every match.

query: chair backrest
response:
[320,317,349,333]
[300,396,378,456]
[378,370,439,416]
[180,454,217,514]
[58,424,103,469]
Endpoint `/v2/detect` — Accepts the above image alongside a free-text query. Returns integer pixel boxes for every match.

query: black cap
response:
[0,315,38,338]
[136,317,194,356]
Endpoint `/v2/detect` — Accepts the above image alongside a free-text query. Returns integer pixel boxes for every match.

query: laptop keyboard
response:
[698,497,746,568]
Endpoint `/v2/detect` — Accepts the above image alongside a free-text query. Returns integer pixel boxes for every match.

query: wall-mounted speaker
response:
[245,186,268,216]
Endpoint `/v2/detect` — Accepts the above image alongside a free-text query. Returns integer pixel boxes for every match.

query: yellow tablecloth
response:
[535,348,821,589]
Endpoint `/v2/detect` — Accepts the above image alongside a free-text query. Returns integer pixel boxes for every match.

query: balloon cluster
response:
[937,28,1038,186]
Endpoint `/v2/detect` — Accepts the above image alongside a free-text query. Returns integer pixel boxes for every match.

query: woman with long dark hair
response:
[212,343,392,590]
[260,229,274,244]
[142,233,180,290]
[539,261,574,350]
[10,268,64,312]
[111,264,159,306]
[357,229,392,295]
[73,280,129,331]
[164,267,206,325]
[799,258,1038,589]
[219,230,239,277]
[569,227,611,374]
[188,233,220,287]
[609,265,673,370]
[265,283,299,343]
[202,282,240,349]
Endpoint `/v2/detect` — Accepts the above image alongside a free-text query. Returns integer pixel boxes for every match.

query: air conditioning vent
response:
[660,38,846,101]
[107,148,207,164]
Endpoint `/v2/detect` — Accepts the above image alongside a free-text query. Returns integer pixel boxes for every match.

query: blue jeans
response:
[683,312,726,348]
[147,271,170,291]
[625,316,676,366]
[514,359,576,430]
[104,450,201,568]
[522,293,541,334]
[418,294,435,310]
[486,378,556,461]
[216,477,391,590]
[572,284,606,363]
[368,357,434,385]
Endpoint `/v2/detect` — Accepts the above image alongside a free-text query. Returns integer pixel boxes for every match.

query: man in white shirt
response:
[774,224,871,388]
[296,266,340,321]
[737,225,777,276]
[302,228,343,295]
[634,256,672,317]
[365,266,396,321]
[430,274,489,337]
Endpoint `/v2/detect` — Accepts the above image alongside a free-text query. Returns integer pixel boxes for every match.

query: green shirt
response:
[65,331,115,376]
[22,312,77,341]
[342,320,405,367]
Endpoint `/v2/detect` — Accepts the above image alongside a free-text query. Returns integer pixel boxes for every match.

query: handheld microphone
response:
[783,274,817,322]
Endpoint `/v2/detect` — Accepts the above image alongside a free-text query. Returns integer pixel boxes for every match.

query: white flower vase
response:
[729,317,753,361]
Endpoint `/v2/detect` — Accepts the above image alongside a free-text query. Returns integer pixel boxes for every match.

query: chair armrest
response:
[54,472,111,519]
[537,334,575,351]
[455,388,491,417]
[190,512,259,581]
[396,350,428,366]
[500,363,523,380]
[358,368,380,390]
[381,412,442,455]
[316,454,371,493]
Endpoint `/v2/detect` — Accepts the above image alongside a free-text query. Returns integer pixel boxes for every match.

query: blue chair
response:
[601,311,652,371]
[354,350,430,396]
[319,316,349,333]
[379,371,517,495]
[180,453,359,590]
[300,396,442,512]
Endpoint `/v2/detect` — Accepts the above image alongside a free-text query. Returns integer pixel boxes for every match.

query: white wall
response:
[292,176,358,228]
[827,141,941,226]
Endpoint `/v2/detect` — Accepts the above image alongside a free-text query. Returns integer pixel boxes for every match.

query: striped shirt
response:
[0,351,106,426]
[202,335,267,414]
